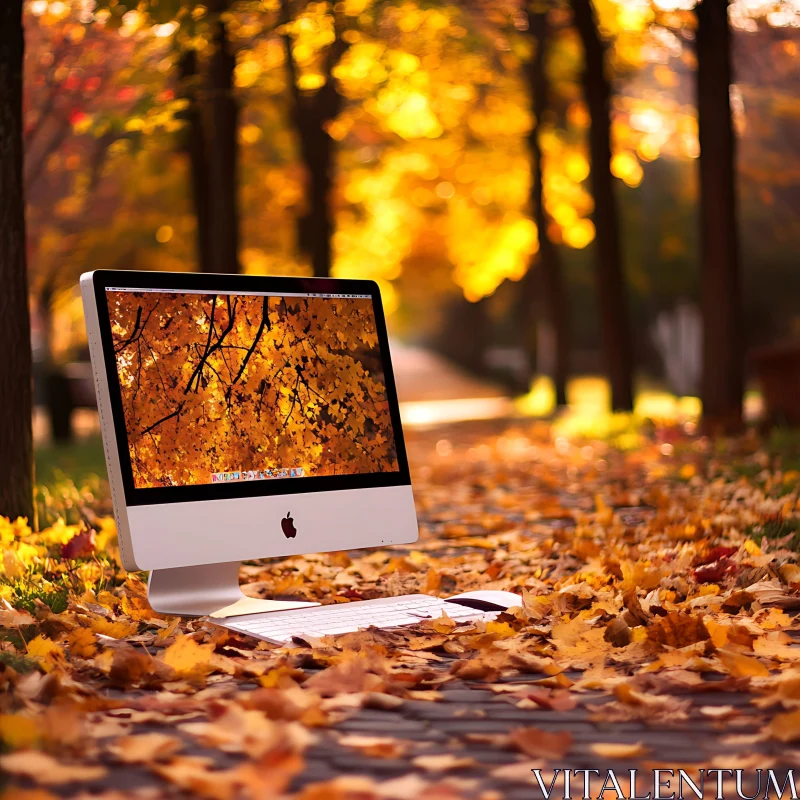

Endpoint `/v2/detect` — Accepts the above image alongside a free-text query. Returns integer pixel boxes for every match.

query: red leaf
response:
[693,558,736,583]
[693,546,738,567]
[61,529,96,560]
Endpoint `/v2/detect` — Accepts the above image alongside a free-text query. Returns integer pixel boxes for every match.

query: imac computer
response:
[82,270,519,643]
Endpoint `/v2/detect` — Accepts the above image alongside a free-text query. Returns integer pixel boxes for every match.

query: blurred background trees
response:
[3,0,800,509]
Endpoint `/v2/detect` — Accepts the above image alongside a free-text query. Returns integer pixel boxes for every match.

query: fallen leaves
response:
[0,750,107,785]
[2,423,800,797]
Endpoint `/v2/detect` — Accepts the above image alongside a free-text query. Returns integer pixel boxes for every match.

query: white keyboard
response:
[217,594,496,644]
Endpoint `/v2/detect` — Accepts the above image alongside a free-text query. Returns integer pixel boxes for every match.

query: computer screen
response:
[104,287,400,489]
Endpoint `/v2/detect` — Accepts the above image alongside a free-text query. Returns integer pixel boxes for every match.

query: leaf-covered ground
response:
[2,420,800,799]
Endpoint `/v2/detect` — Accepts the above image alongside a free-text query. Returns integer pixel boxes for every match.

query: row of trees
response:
[0,0,746,520]
[514,0,739,425]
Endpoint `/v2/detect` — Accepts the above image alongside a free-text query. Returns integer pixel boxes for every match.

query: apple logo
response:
[281,512,297,539]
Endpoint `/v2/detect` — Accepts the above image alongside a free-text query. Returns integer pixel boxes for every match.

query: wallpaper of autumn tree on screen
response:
[106,291,399,488]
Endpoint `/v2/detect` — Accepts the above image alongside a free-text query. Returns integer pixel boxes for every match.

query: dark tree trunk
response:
[0,0,34,521]
[571,0,634,412]
[36,278,73,443]
[526,10,570,408]
[206,0,240,274]
[298,129,335,279]
[282,0,346,278]
[696,0,743,433]
[178,50,214,275]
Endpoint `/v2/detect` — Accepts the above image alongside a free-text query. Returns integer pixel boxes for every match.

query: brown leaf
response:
[508,727,573,760]
[95,644,173,686]
[0,607,37,627]
[108,732,183,764]
[605,617,632,647]
[622,590,649,626]
[519,689,577,712]
[647,612,710,648]
[0,750,107,785]
[303,659,384,696]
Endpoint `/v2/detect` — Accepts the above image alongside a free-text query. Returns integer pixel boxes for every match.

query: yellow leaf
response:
[779,563,800,588]
[121,592,160,621]
[162,636,215,676]
[89,617,139,639]
[485,621,517,638]
[717,649,770,678]
[26,635,63,667]
[0,714,40,749]
[156,617,181,640]
[743,538,762,556]
[705,619,729,648]
[67,627,97,659]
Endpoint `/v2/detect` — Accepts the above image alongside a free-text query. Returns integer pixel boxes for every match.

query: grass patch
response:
[8,582,69,615]
[35,435,107,487]
[747,517,800,552]
[0,651,38,674]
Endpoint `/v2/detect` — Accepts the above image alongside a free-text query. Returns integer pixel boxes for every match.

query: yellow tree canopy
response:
[108,291,398,486]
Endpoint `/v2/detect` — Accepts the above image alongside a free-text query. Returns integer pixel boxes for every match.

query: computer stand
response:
[148,561,245,617]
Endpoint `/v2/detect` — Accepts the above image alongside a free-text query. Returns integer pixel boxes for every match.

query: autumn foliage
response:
[107,291,398,487]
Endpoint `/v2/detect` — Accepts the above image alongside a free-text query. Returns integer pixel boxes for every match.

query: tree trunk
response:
[0,0,34,521]
[282,0,346,278]
[696,0,743,433]
[178,50,214,274]
[527,10,570,408]
[206,0,240,274]
[571,0,634,412]
[297,129,335,279]
[36,278,73,443]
